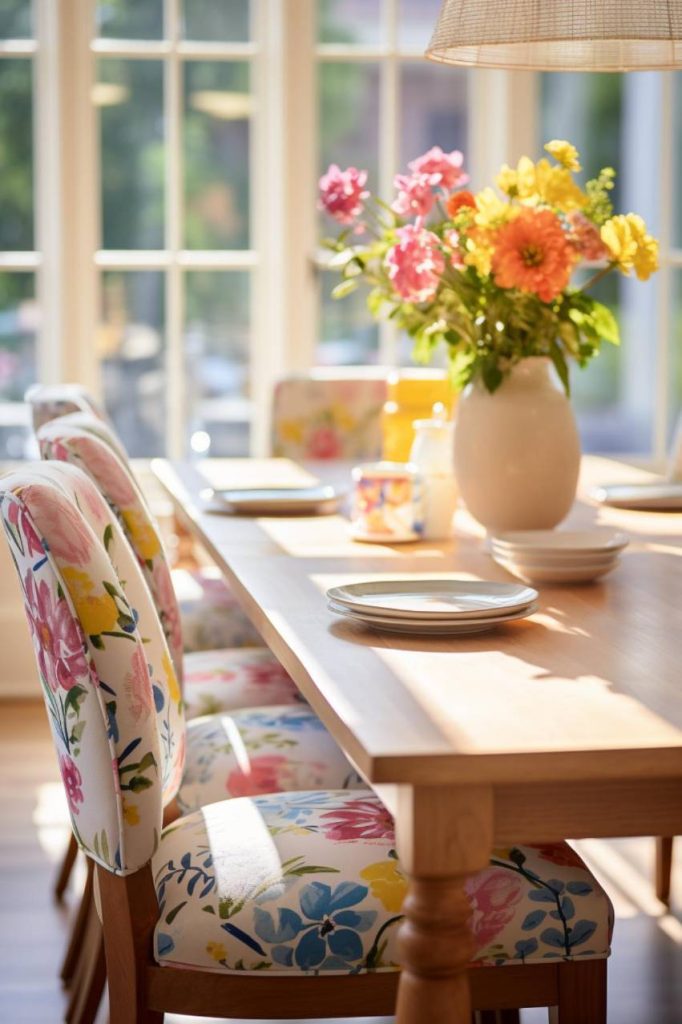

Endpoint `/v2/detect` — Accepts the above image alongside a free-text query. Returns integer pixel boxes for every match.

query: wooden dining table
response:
[152,454,682,1024]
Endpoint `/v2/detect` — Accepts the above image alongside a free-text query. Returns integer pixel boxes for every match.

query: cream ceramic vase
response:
[453,356,581,533]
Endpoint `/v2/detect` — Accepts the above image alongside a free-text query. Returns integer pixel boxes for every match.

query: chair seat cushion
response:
[178,708,366,814]
[182,647,301,720]
[153,790,613,975]
[173,566,264,652]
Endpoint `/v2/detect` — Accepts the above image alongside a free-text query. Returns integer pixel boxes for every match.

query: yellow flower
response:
[163,650,181,707]
[122,800,140,826]
[278,419,304,445]
[496,156,586,212]
[360,859,407,912]
[206,941,226,962]
[533,159,586,211]
[601,213,660,280]
[544,139,581,172]
[61,567,120,635]
[474,187,514,229]
[122,509,161,561]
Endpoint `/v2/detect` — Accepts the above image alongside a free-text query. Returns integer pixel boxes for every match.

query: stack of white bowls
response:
[490,529,629,584]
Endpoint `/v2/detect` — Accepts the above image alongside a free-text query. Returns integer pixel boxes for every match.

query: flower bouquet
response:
[319,140,659,395]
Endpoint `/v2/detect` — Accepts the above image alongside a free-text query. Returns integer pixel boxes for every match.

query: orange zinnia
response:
[446,190,476,217]
[491,208,574,302]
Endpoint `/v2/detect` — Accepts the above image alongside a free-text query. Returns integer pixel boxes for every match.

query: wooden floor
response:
[0,700,680,1024]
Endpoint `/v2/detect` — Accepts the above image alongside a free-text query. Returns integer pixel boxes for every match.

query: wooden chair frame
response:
[97,862,607,1024]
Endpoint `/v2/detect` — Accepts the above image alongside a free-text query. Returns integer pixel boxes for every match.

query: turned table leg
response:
[394,784,494,1024]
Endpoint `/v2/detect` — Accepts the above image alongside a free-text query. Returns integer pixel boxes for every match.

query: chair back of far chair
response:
[37,417,186,682]
[0,462,186,875]
[271,370,386,460]
[24,383,109,434]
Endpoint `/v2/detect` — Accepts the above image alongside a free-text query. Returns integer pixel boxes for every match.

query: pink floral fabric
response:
[271,374,386,461]
[153,790,614,975]
[24,382,109,433]
[182,647,300,719]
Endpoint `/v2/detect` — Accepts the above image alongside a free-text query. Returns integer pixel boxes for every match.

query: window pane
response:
[98,59,164,250]
[541,72,659,455]
[399,63,468,171]
[99,272,166,456]
[398,0,442,51]
[96,0,163,39]
[318,273,379,366]
[185,271,250,456]
[0,0,32,38]
[319,62,380,237]
[0,60,33,250]
[674,73,682,248]
[184,61,251,249]
[318,0,382,45]
[183,0,251,42]
[670,272,682,447]
[0,273,37,458]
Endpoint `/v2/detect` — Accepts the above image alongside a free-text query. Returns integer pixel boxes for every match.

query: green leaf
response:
[549,341,570,396]
[165,901,187,925]
[70,721,86,743]
[64,685,86,717]
[285,865,340,877]
[481,362,503,393]
[137,751,157,773]
[102,580,120,599]
[103,524,113,551]
[127,775,154,793]
[590,300,620,345]
[331,278,359,300]
[202,905,216,915]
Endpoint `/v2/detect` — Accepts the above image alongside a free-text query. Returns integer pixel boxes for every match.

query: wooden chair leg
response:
[55,833,79,902]
[97,864,162,1024]
[655,836,674,904]
[550,960,607,1024]
[65,900,106,1024]
[61,858,94,985]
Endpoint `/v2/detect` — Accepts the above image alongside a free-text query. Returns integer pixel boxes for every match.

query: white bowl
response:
[491,529,629,555]
[495,557,620,584]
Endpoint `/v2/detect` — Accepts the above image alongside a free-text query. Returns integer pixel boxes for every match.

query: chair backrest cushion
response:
[37,418,185,683]
[0,463,177,874]
[24,383,109,433]
[271,372,386,461]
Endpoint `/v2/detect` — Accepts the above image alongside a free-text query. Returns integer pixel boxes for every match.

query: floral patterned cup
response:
[350,462,424,543]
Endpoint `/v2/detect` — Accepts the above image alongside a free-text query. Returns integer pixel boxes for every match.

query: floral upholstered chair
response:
[1,463,613,1022]
[37,415,299,720]
[271,369,387,461]
[26,384,263,656]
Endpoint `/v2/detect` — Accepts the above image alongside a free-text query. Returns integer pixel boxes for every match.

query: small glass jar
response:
[381,369,455,463]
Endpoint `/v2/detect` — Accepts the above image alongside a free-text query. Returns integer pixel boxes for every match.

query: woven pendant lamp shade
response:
[426,0,682,71]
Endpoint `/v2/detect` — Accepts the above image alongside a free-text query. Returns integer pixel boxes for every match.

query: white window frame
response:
[0,1,678,463]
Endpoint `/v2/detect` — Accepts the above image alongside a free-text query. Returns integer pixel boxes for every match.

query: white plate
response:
[326,579,538,620]
[328,600,538,634]
[491,529,629,555]
[495,557,619,584]
[491,547,620,569]
[590,482,682,511]
[208,485,343,515]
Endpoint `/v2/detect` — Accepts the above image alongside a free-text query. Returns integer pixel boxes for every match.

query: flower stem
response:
[580,263,614,293]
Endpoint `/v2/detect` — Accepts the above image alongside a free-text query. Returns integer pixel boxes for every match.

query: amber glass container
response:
[381,369,456,462]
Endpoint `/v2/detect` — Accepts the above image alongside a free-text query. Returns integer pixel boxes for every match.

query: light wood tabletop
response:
[153,455,682,1024]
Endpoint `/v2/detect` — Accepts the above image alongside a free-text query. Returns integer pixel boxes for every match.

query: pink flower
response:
[408,146,469,191]
[124,644,153,721]
[392,172,436,218]
[465,867,524,948]
[24,572,89,692]
[76,437,136,507]
[75,477,110,527]
[320,797,394,843]
[385,222,445,303]
[22,486,93,566]
[565,211,610,261]
[244,659,293,687]
[227,754,293,797]
[7,498,43,559]
[319,164,369,225]
[59,754,84,816]
[306,425,343,459]
[152,562,183,660]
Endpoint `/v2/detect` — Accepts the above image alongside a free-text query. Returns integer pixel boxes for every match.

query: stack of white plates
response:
[490,529,629,584]
[326,579,538,635]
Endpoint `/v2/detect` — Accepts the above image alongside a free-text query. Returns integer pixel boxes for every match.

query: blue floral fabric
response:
[153,790,613,975]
